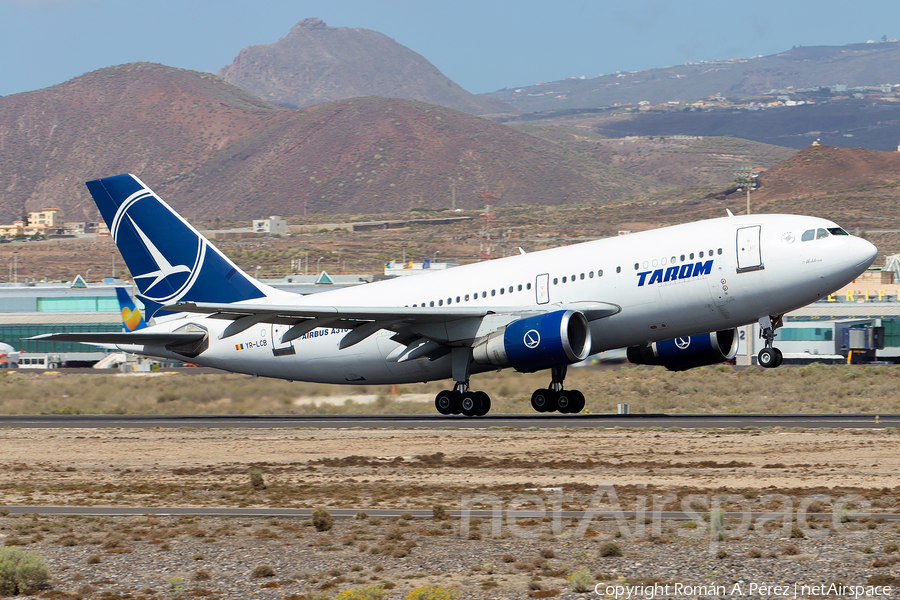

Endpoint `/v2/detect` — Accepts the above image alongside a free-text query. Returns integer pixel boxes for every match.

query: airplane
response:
[0,341,13,357]
[34,173,878,416]
[116,287,148,332]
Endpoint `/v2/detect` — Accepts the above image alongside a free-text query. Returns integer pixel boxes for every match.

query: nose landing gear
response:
[757,315,784,368]
[530,365,586,414]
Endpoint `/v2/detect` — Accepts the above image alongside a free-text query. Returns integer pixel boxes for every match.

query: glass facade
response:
[778,328,833,342]
[36,296,119,312]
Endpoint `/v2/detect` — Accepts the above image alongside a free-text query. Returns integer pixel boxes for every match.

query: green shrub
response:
[0,547,49,595]
[312,507,334,532]
[599,542,623,557]
[251,565,275,578]
[405,586,460,600]
[334,584,386,600]
[249,469,265,490]
[567,568,594,593]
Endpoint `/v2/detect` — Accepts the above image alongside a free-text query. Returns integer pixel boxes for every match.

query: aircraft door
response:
[270,324,297,357]
[536,273,550,304]
[736,225,764,273]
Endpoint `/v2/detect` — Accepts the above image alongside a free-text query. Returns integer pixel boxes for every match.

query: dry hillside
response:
[219,18,512,116]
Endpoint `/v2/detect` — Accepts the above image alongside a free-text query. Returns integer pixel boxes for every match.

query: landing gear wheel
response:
[435,390,460,415]
[773,347,783,367]
[569,390,585,414]
[758,347,778,369]
[557,391,575,414]
[474,391,491,416]
[460,392,482,417]
[531,389,558,413]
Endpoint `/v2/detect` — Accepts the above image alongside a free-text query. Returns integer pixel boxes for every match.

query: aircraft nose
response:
[850,236,878,270]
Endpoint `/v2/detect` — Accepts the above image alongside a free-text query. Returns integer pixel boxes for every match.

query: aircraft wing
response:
[164,300,621,351]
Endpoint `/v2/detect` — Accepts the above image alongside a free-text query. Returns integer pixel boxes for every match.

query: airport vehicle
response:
[36,174,877,416]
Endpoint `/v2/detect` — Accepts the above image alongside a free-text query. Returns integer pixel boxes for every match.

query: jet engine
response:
[473,310,592,372]
[626,328,739,371]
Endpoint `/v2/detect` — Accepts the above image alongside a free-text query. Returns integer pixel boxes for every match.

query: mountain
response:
[0,63,675,223]
[218,18,513,116]
[485,41,900,112]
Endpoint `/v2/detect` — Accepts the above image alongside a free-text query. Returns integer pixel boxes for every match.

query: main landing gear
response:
[434,348,492,417]
[434,383,491,417]
[757,315,784,369]
[530,365,586,414]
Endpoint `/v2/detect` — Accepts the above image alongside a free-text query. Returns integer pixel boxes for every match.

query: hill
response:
[485,41,900,111]
[218,18,513,116]
[0,63,680,222]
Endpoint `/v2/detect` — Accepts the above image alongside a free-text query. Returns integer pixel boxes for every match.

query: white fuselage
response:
[120,214,877,385]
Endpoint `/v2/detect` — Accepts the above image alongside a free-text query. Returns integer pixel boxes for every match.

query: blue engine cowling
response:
[472,310,592,372]
[626,329,739,371]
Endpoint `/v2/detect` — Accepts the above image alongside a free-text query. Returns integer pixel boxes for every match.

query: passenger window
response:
[801,229,815,242]
[717,248,722,255]
[526,283,532,290]
[588,271,594,278]
[580,273,585,280]
[491,290,496,296]
[465,294,469,301]
[599,269,603,277]
[699,251,704,258]
[708,249,713,256]
[456,296,460,303]
[482,291,487,298]
[553,278,558,285]
[680,255,685,261]
[689,253,694,260]
[439,299,443,306]
[616,267,621,273]
[517,284,522,291]
[509,286,513,293]
[816,228,829,239]
[634,263,639,270]
[430,301,434,307]
[671,256,676,263]
[500,288,505,295]
[562,276,567,283]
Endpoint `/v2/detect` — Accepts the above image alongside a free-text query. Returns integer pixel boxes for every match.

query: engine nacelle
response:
[626,328,739,371]
[473,310,592,372]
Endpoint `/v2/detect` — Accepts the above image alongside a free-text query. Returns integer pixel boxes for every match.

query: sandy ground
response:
[2,427,899,508]
[3,427,900,599]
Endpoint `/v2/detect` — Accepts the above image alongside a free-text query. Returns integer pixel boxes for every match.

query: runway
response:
[0,413,894,428]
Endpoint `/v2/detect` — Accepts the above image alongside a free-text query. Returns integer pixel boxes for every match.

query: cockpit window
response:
[816,228,829,239]
[828,227,849,236]
[801,229,815,242]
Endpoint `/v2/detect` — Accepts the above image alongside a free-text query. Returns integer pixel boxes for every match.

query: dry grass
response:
[2,363,900,415]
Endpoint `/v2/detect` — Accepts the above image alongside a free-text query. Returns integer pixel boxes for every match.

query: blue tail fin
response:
[86,174,269,317]
[115,287,148,331]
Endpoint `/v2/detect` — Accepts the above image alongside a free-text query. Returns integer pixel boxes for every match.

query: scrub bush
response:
[0,547,49,595]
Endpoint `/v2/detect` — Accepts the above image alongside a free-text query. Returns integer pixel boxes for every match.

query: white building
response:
[252,216,287,236]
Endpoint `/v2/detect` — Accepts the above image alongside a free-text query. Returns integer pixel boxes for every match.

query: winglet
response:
[726,209,735,217]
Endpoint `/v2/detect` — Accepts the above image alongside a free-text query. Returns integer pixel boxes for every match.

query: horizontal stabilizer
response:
[30,332,207,346]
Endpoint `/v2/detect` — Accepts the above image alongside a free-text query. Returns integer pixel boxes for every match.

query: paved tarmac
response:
[0,413,894,428]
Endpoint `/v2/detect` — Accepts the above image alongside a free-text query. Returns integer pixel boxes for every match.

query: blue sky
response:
[1,0,899,97]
